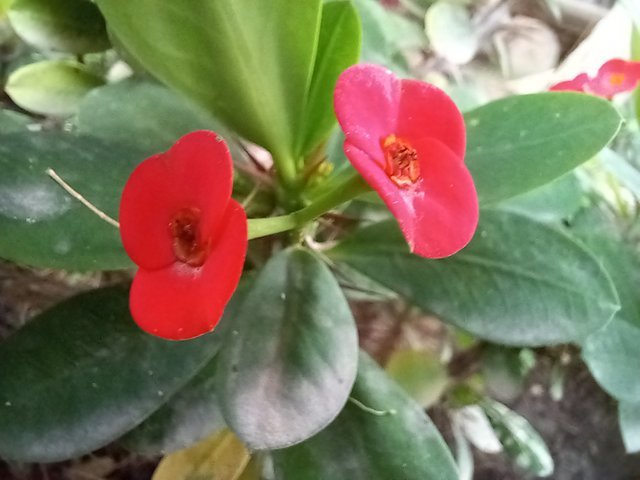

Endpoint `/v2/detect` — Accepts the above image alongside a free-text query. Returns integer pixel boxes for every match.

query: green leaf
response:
[482,346,535,403]
[619,401,640,454]
[0,286,221,462]
[8,0,109,53]
[121,352,225,456]
[121,278,252,455]
[425,2,477,64]
[353,0,425,73]
[481,399,554,477]
[98,0,322,168]
[385,349,448,407]
[216,248,358,450]
[0,132,134,270]
[329,210,619,346]
[74,79,220,156]
[296,0,360,157]
[6,60,104,117]
[578,231,640,402]
[465,93,621,205]
[0,81,218,271]
[0,108,30,132]
[272,352,459,480]
[498,173,583,224]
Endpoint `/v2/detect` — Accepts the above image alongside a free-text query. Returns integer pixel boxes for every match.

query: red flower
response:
[119,131,247,340]
[333,64,478,258]
[588,59,640,98]
[549,73,589,93]
[550,59,640,98]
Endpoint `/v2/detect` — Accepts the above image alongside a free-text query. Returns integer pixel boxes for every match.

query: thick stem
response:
[247,174,369,240]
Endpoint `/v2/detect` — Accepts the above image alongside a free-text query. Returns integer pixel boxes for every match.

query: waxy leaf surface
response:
[216,248,358,450]
[330,210,619,346]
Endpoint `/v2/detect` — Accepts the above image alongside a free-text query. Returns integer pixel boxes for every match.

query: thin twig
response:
[349,396,397,416]
[46,168,120,229]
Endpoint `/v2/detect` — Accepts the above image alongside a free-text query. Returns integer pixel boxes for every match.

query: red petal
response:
[588,59,640,98]
[549,73,589,93]
[345,138,478,259]
[396,79,466,159]
[119,131,233,270]
[129,201,247,340]
[334,64,401,164]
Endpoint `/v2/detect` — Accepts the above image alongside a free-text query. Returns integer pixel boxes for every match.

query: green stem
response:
[247,174,369,240]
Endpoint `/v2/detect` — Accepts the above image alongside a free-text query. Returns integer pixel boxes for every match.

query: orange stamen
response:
[381,134,420,188]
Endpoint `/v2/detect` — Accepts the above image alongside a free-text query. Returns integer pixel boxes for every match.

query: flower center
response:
[609,73,626,86]
[381,134,420,188]
[169,207,209,267]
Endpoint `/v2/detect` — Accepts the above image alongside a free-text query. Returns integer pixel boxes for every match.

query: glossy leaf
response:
[329,210,619,346]
[619,401,640,454]
[272,352,459,480]
[8,0,109,53]
[151,429,250,480]
[0,286,221,462]
[121,354,226,456]
[465,93,621,205]
[6,60,104,117]
[121,279,252,455]
[297,0,360,157]
[482,400,554,477]
[579,232,640,401]
[498,173,583,224]
[216,248,358,450]
[98,0,321,165]
[0,81,218,271]
[0,132,134,270]
[75,79,219,156]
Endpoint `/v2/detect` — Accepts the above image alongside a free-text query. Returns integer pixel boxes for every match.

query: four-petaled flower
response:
[333,63,479,258]
[550,59,640,98]
[120,131,247,340]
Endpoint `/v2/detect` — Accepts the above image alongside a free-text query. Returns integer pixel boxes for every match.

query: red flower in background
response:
[120,131,247,340]
[588,59,640,98]
[550,59,640,98]
[549,73,589,93]
[334,64,478,259]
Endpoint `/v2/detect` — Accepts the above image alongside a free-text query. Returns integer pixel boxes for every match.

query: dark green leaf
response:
[482,346,535,403]
[6,60,104,117]
[8,0,109,53]
[121,279,252,455]
[216,248,358,450]
[296,0,360,157]
[481,399,554,477]
[0,132,134,270]
[74,79,220,156]
[329,210,619,346]
[98,0,322,164]
[498,173,583,223]
[272,352,459,480]
[0,286,221,462]
[465,93,621,205]
[120,355,225,456]
[0,81,219,271]
[578,231,640,401]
